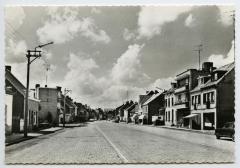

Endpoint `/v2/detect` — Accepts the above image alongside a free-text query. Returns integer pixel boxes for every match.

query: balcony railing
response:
[174,99,189,105]
[174,84,189,94]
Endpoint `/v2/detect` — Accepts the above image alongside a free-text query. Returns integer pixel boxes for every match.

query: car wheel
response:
[216,135,220,139]
[232,134,235,142]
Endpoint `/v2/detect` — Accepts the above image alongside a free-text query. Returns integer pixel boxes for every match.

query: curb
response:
[5,128,64,146]
[113,121,215,135]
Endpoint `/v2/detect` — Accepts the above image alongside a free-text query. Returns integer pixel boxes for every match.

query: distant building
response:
[137,91,155,116]
[118,101,133,121]
[123,102,137,122]
[189,62,235,130]
[142,91,165,124]
[164,83,177,126]
[75,102,89,122]
[35,84,62,126]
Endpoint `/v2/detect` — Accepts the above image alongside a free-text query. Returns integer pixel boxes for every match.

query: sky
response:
[4,5,234,108]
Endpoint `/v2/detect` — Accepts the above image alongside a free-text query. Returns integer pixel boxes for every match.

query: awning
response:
[183,113,199,118]
[139,115,146,120]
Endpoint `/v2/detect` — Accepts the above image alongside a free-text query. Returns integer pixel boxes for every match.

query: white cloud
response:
[62,44,151,108]
[37,7,110,44]
[123,28,136,41]
[137,6,192,39]
[148,77,175,91]
[218,6,234,26]
[111,44,150,85]
[64,53,103,97]
[5,7,26,30]
[185,14,195,27]
[5,39,27,63]
[208,41,234,67]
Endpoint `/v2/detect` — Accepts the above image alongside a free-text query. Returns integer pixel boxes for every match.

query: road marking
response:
[95,126,129,163]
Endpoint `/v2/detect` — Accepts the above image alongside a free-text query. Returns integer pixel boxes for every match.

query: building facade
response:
[142,92,165,124]
[164,84,176,126]
[189,62,235,130]
[35,84,62,126]
[5,66,25,134]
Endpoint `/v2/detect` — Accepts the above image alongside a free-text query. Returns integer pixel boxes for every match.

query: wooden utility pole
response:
[194,44,203,70]
[44,62,51,86]
[231,10,235,61]
[24,42,53,137]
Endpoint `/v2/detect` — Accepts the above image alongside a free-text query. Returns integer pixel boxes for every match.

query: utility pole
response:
[230,10,235,61]
[44,62,51,86]
[24,42,53,137]
[224,10,235,61]
[194,44,203,70]
[63,88,71,128]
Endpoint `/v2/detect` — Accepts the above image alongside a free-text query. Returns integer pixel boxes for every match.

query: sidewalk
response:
[159,125,215,135]
[116,121,215,135]
[5,127,63,146]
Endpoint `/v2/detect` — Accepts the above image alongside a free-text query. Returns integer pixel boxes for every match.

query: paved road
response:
[5,121,234,164]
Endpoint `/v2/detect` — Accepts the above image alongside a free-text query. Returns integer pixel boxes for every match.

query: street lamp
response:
[24,42,53,137]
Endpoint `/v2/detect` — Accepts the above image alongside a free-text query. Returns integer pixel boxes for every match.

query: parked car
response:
[112,116,120,123]
[215,122,235,141]
[152,116,164,126]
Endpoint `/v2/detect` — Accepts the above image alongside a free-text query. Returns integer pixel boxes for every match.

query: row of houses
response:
[5,66,93,135]
[113,61,235,130]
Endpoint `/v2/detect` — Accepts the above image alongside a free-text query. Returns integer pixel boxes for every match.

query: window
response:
[165,112,167,121]
[172,109,174,122]
[192,96,194,105]
[172,97,174,106]
[211,92,215,103]
[178,95,181,102]
[203,93,206,104]
[203,92,214,104]
[198,95,201,104]
[168,111,170,122]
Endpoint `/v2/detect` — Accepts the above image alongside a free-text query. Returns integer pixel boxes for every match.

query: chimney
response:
[35,84,40,88]
[56,86,62,91]
[5,66,11,72]
[171,82,177,89]
[202,62,213,73]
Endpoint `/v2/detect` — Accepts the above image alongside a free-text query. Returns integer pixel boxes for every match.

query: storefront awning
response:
[183,113,199,118]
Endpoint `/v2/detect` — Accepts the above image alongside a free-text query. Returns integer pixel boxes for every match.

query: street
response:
[5,121,234,164]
